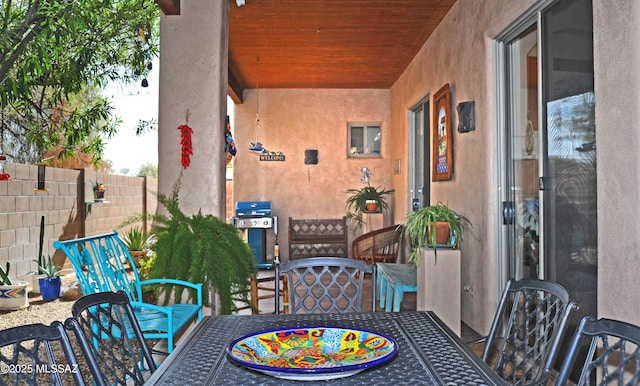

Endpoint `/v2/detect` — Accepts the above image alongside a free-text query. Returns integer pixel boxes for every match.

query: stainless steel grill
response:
[233,201,275,269]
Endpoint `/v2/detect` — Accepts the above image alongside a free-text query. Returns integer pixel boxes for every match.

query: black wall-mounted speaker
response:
[304,149,318,164]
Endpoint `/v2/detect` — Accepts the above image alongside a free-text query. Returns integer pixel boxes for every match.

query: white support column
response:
[158,1,228,217]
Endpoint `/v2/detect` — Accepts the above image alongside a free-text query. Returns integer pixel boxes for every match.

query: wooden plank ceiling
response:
[156,0,457,103]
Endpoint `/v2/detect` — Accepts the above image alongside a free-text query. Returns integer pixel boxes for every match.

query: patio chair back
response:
[481,279,578,386]
[66,290,156,386]
[54,231,203,353]
[555,316,640,386]
[0,321,89,386]
[275,257,375,314]
[352,224,403,264]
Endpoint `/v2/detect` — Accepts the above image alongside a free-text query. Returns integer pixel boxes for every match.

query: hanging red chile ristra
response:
[178,124,193,169]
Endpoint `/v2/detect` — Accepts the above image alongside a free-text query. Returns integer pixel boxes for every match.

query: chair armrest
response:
[139,279,203,306]
[129,300,173,316]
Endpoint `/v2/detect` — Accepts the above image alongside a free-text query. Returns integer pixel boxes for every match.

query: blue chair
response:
[66,291,157,386]
[274,257,375,314]
[54,231,203,353]
[473,279,578,386]
[555,316,640,385]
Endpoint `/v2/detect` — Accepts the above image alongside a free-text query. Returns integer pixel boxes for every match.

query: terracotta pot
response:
[428,222,451,245]
[365,200,379,212]
[130,250,148,267]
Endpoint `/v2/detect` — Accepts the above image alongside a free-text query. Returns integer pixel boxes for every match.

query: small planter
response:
[429,222,452,246]
[29,273,46,294]
[130,250,148,267]
[93,188,106,202]
[365,200,379,212]
[38,277,61,301]
[0,281,29,310]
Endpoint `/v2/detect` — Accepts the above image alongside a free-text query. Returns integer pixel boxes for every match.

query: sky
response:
[103,59,235,176]
[103,60,159,176]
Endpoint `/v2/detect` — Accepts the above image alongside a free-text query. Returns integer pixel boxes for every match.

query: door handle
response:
[503,201,514,225]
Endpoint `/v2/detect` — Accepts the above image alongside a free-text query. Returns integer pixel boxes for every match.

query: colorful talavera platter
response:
[226,326,398,381]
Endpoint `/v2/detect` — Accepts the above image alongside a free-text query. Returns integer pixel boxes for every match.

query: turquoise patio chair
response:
[54,231,203,353]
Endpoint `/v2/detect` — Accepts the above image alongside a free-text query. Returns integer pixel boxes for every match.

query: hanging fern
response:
[150,176,256,314]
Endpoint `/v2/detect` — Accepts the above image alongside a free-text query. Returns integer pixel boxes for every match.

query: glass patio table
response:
[144,311,506,385]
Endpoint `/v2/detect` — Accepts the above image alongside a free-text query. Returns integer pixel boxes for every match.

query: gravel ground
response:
[0,275,80,331]
[0,275,98,384]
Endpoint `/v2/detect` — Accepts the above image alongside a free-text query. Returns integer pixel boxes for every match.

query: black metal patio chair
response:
[274,257,375,314]
[65,290,157,386]
[471,278,578,386]
[555,316,640,385]
[0,321,88,386]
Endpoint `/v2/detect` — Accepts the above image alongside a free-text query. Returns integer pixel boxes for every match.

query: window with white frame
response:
[348,122,381,157]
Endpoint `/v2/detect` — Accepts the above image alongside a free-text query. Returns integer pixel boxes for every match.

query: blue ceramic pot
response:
[38,277,61,301]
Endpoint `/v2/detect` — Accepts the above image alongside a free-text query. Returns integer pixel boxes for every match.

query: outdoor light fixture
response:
[35,156,54,191]
[35,162,48,191]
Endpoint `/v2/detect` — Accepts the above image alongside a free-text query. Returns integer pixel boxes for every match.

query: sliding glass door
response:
[409,97,430,211]
[498,1,595,377]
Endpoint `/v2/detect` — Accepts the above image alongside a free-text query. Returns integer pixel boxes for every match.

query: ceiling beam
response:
[155,0,180,15]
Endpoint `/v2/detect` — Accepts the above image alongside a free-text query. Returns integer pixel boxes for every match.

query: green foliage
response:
[401,203,471,264]
[0,262,12,285]
[134,118,158,136]
[38,256,60,278]
[137,162,158,177]
[122,226,154,251]
[345,184,394,231]
[137,253,156,282]
[0,0,159,164]
[37,215,46,271]
[150,177,257,314]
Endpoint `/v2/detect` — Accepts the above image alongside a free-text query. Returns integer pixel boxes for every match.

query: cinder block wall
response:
[0,162,157,281]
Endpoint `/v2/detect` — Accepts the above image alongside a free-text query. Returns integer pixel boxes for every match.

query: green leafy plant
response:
[122,226,154,251]
[0,262,12,285]
[38,256,61,278]
[91,180,105,191]
[345,184,394,231]
[36,215,46,273]
[401,202,471,264]
[150,176,257,314]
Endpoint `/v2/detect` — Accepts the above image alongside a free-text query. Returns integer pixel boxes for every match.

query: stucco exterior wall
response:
[593,0,640,325]
[226,0,640,336]
[390,0,537,335]
[158,0,228,218]
[233,89,391,262]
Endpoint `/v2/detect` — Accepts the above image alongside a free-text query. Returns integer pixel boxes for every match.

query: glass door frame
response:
[409,95,430,211]
[493,0,555,294]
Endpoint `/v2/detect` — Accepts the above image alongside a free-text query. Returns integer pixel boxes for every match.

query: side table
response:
[376,263,417,312]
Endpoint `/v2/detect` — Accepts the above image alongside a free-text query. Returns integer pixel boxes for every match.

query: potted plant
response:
[401,202,471,264]
[345,184,394,231]
[91,180,106,201]
[148,176,257,314]
[0,262,29,310]
[122,226,154,267]
[37,256,62,301]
